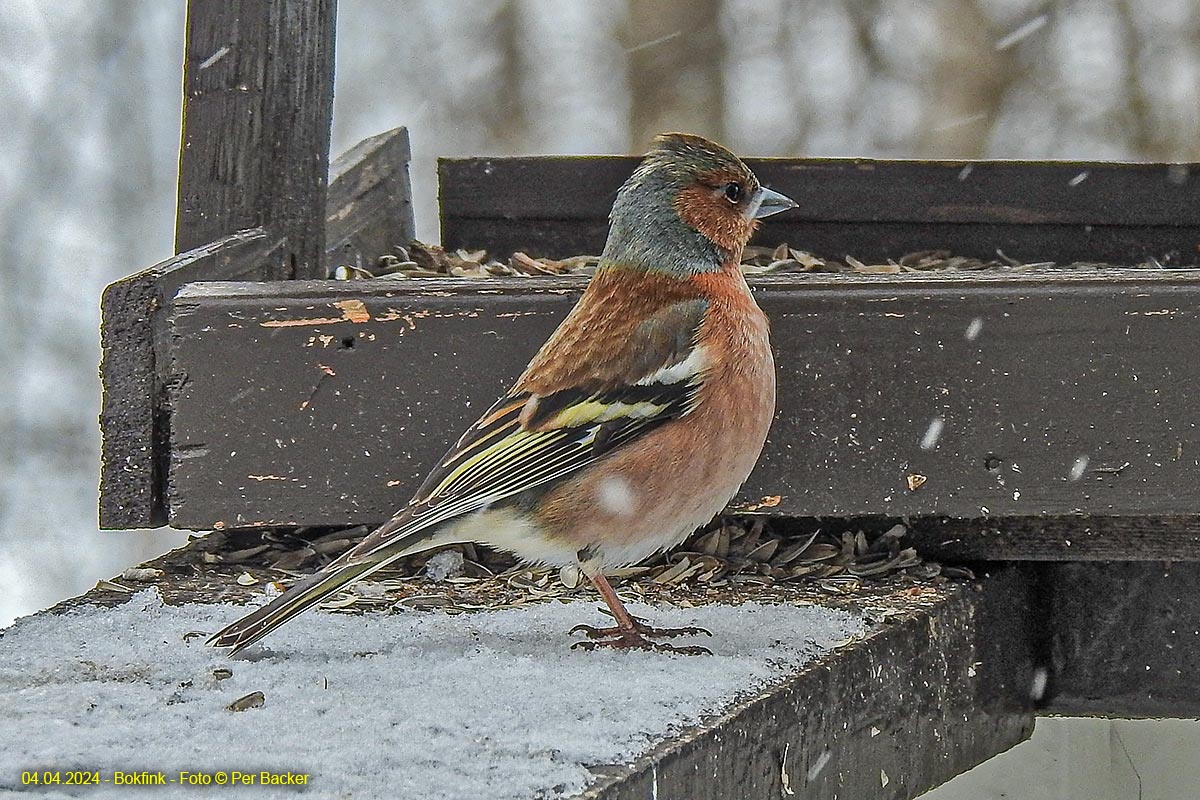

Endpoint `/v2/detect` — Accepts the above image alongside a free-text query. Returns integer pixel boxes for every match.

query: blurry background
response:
[1,1,1198,795]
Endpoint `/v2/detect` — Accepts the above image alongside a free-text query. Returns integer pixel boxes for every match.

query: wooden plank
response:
[325,127,415,274]
[441,157,1200,227]
[176,0,336,279]
[442,217,1199,272]
[907,516,1200,561]
[99,229,275,528]
[440,157,1200,265]
[582,569,1034,800]
[166,270,1200,533]
[53,533,1035,796]
[1040,562,1200,718]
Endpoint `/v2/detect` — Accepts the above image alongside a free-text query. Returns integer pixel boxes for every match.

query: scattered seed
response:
[559,565,581,589]
[744,539,780,563]
[227,692,265,712]
[223,545,272,562]
[121,567,164,582]
[95,580,134,593]
[201,513,970,616]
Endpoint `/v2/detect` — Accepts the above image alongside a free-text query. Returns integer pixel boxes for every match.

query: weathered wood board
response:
[907,516,1200,561]
[582,568,1035,800]
[102,127,410,529]
[54,536,1036,798]
[99,229,277,528]
[167,269,1200,531]
[1043,561,1200,718]
[65,528,1200,720]
[441,157,1200,266]
[325,126,415,275]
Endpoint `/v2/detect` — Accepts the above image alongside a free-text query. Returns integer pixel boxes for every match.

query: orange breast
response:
[530,263,776,566]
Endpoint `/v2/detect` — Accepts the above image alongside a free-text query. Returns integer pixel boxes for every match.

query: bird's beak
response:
[751,186,798,219]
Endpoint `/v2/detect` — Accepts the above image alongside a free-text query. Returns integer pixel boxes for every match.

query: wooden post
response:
[176,0,337,280]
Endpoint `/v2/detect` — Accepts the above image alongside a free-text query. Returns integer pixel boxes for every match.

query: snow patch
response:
[0,591,866,799]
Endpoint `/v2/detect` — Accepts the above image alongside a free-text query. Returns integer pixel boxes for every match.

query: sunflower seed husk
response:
[745,539,780,563]
[773,530,822,564]
[271,550,315,571]
[797,543,841,562]
[121,567,164,581]
[870,524,907,553]
[227,692,265,712]
[559,565,582,589]
[653,556,693,584]
[395,595,452,609]
[223,545,272,562]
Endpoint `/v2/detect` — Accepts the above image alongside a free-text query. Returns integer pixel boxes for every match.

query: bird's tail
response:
[207,557,385,655]
[204,510,449,657]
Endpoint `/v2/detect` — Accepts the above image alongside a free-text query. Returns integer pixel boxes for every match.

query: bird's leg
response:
[570,570,711,655]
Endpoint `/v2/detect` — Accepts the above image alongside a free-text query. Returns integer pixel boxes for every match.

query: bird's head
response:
[602,133,796,277]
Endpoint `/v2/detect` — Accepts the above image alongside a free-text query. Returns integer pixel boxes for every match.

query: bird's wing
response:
[344,297,711,563]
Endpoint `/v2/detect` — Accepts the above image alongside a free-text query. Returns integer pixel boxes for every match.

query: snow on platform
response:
[0,591,865,799]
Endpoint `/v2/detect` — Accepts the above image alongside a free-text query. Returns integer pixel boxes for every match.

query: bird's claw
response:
[569,622,711,640]
[570,635,712,656]
[569,615,713,654]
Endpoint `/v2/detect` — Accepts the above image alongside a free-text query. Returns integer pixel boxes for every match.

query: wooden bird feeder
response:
[86,1,1200,797]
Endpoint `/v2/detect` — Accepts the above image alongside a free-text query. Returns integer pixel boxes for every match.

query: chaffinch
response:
[210,133,796,655]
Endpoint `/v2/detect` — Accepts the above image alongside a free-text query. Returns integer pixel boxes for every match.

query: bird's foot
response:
[569,615,712,655]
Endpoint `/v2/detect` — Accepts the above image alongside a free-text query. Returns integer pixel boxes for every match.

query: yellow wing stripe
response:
[449,430,566,498]
[545,398,670,428]
[434,395,667,499]
[428,429,566,501]
[430,429,537,497]
[442,413,519,467]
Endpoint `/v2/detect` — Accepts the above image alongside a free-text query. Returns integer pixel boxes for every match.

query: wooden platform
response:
[577,569,1034,800]
[51,532,1034,800]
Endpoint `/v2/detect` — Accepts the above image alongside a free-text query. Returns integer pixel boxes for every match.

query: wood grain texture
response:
[99,229,275,528]
[325,127,415,274]
[176,0,336,278]
[1041,561,1200,718]
[581,569,1033,800]
[101,129,411,529]
[907,516,1200,561]
[440,157,1200,265]
[165,270,1200,535]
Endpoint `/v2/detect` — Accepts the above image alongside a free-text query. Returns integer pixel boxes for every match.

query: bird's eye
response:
[723,182,743,203]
